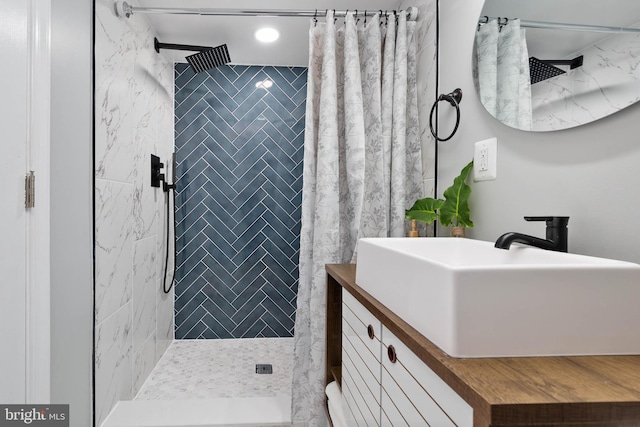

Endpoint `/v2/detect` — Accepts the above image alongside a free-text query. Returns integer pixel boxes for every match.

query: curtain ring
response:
[499,17,508,32]
[429,89,463,142]
[313,9,317,26]
[364,10,367,25]
[334,9,337,24]
[477,15,488,31]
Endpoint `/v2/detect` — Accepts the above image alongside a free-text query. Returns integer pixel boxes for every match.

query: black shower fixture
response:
[529,55,584,84]
[151,154,163,188]
[150,153,177,294]
[154,37,231,73]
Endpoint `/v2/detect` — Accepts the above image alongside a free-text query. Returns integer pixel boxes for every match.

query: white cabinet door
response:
[342,291,382,426]
[381,326,473,427]
[0,0,29,404]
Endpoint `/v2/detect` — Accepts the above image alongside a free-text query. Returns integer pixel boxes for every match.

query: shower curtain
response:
[476,19,533,130]
[291,10,422,426]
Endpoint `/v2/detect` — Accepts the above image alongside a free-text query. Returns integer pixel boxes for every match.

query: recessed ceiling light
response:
[255,28,280,43]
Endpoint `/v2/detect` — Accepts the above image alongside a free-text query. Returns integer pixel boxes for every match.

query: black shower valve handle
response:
[156,161,165,182]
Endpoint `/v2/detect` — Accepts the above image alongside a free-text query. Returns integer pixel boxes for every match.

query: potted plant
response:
[439,160,474,236]
[405,160,474,237]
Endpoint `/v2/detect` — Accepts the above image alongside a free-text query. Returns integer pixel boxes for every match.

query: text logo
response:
[0,405,68,427]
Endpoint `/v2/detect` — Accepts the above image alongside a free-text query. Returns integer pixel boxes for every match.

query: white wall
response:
[50,0,93,425]
[94,0,175,424]
[438,0,640,263]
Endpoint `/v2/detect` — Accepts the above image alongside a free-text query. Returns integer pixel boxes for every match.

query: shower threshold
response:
[101,395,291,427]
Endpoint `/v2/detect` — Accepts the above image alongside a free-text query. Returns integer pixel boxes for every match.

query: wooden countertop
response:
[326,263,640,427]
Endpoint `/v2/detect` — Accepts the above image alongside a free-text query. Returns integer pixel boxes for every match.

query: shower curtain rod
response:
[480,16,640,34]
[117,2,418,21]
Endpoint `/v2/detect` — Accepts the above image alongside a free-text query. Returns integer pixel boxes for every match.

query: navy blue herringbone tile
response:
[175,260,207,296]
[260,310,293,337]
[175,294,207,334]
[240,321,268,339]
[175,64,306,339]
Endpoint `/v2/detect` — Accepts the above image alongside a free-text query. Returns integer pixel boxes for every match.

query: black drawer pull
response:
[367,324,375,340]
[388,345,397,363]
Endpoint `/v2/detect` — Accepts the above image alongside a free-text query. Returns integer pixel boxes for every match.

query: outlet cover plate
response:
[474,137,497,181]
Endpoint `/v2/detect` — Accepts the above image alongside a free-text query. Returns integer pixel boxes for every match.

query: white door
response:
[0,0,29,403]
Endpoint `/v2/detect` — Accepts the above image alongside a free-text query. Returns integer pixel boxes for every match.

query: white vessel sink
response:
[355,237,640,358]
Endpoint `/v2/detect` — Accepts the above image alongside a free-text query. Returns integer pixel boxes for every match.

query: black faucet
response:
[495,216,569,252]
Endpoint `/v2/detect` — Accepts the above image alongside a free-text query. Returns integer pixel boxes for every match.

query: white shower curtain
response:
[291,10,422,426]
[476,19,533,130]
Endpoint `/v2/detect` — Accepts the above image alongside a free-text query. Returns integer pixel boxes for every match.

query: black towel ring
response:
[429,88,462,142]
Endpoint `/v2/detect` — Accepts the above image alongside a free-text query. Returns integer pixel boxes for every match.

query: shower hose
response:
[163,182,177,294]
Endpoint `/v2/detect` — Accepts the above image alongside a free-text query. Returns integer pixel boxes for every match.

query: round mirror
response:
[473,0,640,131]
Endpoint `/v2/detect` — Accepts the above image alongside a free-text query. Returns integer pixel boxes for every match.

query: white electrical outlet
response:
[473,137,497,181]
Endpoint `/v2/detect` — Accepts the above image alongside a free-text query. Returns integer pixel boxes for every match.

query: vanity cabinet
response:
[341,290,473,427]
[325,263,640,427]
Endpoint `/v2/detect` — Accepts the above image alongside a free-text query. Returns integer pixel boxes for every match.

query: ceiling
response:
[480,0,640,59]
[136,0,400,67]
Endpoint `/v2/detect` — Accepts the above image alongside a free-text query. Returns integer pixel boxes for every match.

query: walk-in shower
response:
[96,3,420,426]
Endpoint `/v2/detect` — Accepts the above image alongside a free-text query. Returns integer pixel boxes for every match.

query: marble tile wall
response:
[94,0,175,425]
[532,32,640,131]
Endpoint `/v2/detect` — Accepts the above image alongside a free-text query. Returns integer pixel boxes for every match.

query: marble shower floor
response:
[135,338,294,401]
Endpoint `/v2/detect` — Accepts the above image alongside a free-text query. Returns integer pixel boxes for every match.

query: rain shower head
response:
[186,45,231,73]
[529,55,584,84]
[153,38,231,73]
[529,57,566,84]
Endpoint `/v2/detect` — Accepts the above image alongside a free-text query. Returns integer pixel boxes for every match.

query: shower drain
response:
[255,364,273,374]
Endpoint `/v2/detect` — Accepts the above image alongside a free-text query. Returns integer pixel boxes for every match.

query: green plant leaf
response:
[405,197,444,224]
[440,161,474,228]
